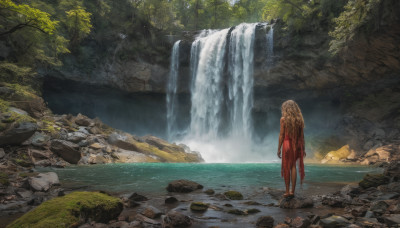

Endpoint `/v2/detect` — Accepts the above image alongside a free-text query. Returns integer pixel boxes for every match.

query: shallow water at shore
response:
[37,163,382,195]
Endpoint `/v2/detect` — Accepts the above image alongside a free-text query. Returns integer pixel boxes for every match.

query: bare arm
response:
[277,117,284,158]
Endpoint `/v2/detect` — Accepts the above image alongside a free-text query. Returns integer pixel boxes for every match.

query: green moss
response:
[190,202,208,212]
[2,83,39,100]
[224,191,243,200]
[39,119,60,134]
[0,98,10,112]
[7,192,123,228]
[0,172,9,186]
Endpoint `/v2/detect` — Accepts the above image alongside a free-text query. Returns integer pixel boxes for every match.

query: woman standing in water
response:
[277,100,306,198]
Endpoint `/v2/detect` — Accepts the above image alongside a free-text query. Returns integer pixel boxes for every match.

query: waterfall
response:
[189,28,230,139]
[166,23,269,162]
[227,23,257,140]
[166,40,181,140]
[266,26,274,68]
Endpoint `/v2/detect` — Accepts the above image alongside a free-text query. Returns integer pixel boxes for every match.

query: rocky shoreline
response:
[2,160,399,227]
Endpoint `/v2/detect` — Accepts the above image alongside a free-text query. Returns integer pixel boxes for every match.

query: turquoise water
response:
[37,163,382,195]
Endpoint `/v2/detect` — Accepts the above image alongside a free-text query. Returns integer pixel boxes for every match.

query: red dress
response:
[281,128,305,184]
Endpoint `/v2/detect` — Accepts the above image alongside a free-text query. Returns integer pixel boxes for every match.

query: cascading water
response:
[166,40,181,140]
[265,26,274,68]
[166,23,275,162]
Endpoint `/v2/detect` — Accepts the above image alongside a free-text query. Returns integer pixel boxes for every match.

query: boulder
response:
[279,197,313,209]
[319,215,350,228]
[256,216,274,228]
[190,202,208,212]
[7,192,123,227]
[67,132,87,143]
[364,146,391,162]
[291,216,311,228]
[369,200,388,214]
[321,145,353,164]
[28,172,59,191]
[74,113,92,126]
[165,196,178,204]
[50,139,81,164]
[359,174,389,189]
[204,189,215,195]
[108,132,139,151]
[162,211,192,228]
[0,122,37,146]
[30,149,51,160]
[141,205,163,219]
[129,192,148,202]
[166,179,203,193]
[30,132,50,147]
[224,190,244,200]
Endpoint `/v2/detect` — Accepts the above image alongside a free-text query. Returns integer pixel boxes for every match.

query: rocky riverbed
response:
[3,161,399,227]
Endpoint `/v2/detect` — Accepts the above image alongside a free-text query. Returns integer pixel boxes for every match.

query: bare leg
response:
[284,172,290,196]
[290,165,297,195]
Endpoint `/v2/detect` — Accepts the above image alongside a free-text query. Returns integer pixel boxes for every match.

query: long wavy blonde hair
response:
[282,100,304,149]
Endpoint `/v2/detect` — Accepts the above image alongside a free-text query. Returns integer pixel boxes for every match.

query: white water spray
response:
[166,40,181,140]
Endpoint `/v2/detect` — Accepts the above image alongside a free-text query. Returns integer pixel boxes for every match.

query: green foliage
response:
[7,191,123,228]
[329,0,383,55]
[0,0,58,35]
[65,6,93,47]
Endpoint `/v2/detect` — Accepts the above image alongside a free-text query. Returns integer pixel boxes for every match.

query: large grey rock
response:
[67,131,87,143]
[108,132,139,151]
[28,172,59,191]
[50,139,81,164]
[141,205,163,219]
[319,215,350,228]
[30,132,50,147]
[166,179,203,193]
[0,122,37,146]
[162,210,192,228]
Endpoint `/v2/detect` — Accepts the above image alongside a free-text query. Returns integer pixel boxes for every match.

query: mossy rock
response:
[224,190,243,200]
[7,191,123,228]
[227,209,246,215]
[190,202,208,212]
[359,174,390,189]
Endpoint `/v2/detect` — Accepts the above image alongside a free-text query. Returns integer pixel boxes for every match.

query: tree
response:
[0,0,58,36]
[65,6,92,48]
